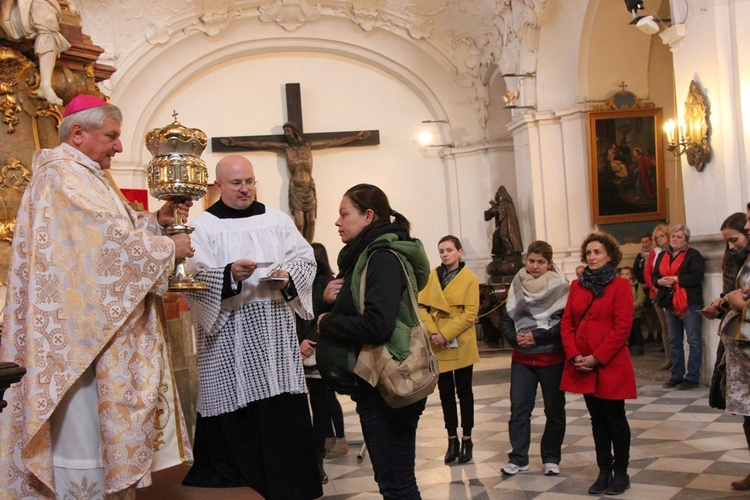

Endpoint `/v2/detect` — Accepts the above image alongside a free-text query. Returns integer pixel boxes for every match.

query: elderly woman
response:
[652,225,706,390]
[560,232,635,495]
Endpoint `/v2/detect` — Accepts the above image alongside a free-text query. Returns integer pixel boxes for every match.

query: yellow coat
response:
[418,266,480,373]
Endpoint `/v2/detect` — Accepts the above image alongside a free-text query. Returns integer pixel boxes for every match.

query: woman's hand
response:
[725,288,748,312]
[658,276,676,287]
[572,354,598,372]
[516,332,536,348]
[700,303,720,320]
[300,339,316,360]
[430,332,447,347]
[323,278,345,304]
[317,313,327,332]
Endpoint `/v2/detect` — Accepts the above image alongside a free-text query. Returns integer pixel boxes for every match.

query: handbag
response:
[354,250,439,409]
[708,341,727,410]
[316,335,360,394]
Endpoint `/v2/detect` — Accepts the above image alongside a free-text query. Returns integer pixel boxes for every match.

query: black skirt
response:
[182,392,322,499]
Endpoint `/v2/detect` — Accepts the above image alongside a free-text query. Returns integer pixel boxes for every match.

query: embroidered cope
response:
[0,144,192,497]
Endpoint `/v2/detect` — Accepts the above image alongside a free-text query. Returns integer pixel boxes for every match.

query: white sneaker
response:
[544,463,560,475]
[501,463,529,475]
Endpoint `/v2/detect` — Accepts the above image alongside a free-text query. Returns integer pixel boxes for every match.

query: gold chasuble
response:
[0,144,192,497]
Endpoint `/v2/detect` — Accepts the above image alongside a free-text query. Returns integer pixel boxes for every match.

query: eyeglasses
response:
[228,179,257,189]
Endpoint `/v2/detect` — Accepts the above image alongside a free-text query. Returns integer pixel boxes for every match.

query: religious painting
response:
[589,108,666,224]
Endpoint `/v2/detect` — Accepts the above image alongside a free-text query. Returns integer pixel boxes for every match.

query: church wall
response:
[662,0,750,382]
[102,15,498,272]
[667,0,747,233]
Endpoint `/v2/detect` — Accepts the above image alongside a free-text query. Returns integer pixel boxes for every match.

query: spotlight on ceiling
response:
[624,0,644,17]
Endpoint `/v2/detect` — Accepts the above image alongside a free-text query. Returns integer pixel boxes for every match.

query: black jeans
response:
[438,365,474,437]
[508,361,566,466]
[307,377,330,455]
[584,395,630,472]
[352,388,426,500]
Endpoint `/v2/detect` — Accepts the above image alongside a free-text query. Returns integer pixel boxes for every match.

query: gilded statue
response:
[0,0,71,105]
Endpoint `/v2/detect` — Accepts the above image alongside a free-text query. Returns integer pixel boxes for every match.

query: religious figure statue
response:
[483,186,523,282]
[0,0,71,105]
[484,185,522,257]
[220,121,371,242]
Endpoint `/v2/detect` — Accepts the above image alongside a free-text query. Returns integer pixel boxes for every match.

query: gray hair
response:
[59,104,122,142]
[669,224,691,242]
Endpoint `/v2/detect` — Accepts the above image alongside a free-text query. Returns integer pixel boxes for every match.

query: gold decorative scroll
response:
[0,47,34,134]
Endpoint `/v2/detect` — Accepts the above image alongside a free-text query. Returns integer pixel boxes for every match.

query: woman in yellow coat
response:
[418,235,480,464]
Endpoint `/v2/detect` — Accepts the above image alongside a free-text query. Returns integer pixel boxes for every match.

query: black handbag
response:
[708,341,726,410]
[655,286,673,308]
[316,335,360,394]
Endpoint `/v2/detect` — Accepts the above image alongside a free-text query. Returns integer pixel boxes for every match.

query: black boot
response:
[605,471,630,495]
[444,437,459,463]
[458,438,473,464]
[588,468,612,495]
[317,452,328,484]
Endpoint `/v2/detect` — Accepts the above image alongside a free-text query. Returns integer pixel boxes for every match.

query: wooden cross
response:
[212,83,380,241]
[618,81,628,93]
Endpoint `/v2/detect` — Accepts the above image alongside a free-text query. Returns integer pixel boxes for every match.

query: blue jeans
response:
[664,304,704,383]
[352,389,426,500]
[508,361,566,466]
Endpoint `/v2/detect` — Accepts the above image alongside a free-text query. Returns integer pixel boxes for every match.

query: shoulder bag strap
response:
[359,249,420,321]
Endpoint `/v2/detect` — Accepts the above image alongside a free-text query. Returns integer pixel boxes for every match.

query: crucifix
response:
[212,83,380,242]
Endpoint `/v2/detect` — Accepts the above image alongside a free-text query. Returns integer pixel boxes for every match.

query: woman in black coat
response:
[652,224,705,390]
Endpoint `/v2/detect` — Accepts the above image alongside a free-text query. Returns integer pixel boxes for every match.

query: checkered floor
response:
[319,344,750,499]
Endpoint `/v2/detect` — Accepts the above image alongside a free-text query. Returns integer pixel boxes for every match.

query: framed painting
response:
[204,183,220,209]
[589,108,666,224]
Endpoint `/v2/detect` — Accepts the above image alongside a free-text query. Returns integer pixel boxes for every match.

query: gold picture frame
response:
[589,108,666,224]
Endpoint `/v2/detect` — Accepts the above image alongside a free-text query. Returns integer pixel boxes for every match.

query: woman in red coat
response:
[561,232,636,496]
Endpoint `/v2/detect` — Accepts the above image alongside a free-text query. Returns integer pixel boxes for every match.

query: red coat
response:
[560,277,637,399]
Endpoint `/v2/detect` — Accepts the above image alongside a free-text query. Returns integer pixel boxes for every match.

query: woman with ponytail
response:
[317,184,431,499]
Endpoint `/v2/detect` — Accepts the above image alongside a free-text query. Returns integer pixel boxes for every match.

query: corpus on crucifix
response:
[213,83,380,241]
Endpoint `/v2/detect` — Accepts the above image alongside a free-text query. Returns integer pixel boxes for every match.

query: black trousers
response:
[584,394,631,472]
[438,365,474,437]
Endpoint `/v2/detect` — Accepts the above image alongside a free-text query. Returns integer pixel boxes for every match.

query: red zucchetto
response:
[63,94,109,117]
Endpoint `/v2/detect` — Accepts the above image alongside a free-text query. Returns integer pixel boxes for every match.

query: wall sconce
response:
[663,80,710,171]
[417,120,454,149]
[501,73,536,110]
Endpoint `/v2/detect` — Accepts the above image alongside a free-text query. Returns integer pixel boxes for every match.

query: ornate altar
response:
[0,0,115,410]
[1,0,115,284]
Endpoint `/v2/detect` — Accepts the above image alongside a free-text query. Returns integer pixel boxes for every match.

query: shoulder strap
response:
[359,249,420,318]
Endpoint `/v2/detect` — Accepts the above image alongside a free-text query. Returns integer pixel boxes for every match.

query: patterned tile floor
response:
[319,343,750,499]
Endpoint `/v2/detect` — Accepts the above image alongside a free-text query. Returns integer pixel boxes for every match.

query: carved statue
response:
[0,0,71,105]
[485,185,522,257]
[484,185,523,282]
[221,121,371,242]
